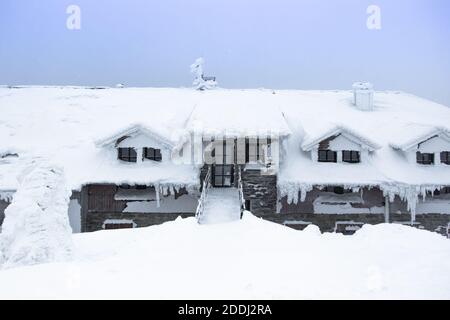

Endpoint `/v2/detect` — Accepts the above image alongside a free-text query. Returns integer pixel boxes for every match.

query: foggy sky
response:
[1,0,449,106]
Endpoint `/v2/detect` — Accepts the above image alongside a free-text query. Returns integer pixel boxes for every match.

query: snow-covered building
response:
[0,85,449,236]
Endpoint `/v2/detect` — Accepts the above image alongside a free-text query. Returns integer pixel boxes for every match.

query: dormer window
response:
[441,152,450,165]
[118,147,137,162]
[304,127,380,164]
[417,152,434,165]
[318,150,337,163]
[342,150,360,163]
[143,147,162,162]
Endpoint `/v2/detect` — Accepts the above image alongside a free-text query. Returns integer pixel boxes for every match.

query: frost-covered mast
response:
[190,57,217,90]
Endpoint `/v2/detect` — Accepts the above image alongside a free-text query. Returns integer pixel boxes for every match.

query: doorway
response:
[213,165,234,187]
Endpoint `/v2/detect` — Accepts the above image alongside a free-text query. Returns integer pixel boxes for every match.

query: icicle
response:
[155,183,160,208]
[278,182,313,204]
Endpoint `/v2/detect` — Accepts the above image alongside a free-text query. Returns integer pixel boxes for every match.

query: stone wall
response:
[263,213,386,233]
[242,168,277,215]
[277,187,450,235]
[280,187,385,214]
[262,212,449,236]
[80,184,196,232]
[83,212,195,233]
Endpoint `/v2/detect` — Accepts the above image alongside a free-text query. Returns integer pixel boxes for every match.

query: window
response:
[104,223,134,230]
[324,186,351,194]
[440,187,450,194]
[143,147,162,162]
[428,187,450,196]
[441,152,450,165]
[245,137,271,163]
[318,150,337,163]
[342,150,360,163]
[103,219,136,229]
[118,148,137,162]
[416,152,434,165]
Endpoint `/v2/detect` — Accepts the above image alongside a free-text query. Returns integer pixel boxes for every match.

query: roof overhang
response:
[95,124,175,149]
[390,127,450,152]
[302,126,381,152]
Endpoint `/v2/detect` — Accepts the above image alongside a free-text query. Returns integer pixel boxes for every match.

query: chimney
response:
[352,82,374,111]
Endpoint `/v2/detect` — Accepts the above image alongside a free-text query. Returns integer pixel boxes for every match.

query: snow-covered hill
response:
[0,212,448,299]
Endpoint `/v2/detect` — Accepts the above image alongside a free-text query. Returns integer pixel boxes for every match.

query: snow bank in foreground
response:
[0,164,73,269]
[0,212,448,299]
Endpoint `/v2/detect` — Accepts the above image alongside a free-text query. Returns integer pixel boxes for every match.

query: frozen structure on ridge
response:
[190,57,218,90]
[0,163,74,269]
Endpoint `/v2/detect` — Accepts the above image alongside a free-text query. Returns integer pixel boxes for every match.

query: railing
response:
[237,165,246,219]
[195,166,212,223]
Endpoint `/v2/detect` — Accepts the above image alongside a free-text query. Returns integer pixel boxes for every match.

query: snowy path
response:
[200,188,241,224]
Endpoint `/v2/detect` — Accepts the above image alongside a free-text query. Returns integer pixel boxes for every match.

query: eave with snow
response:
[390,127,450,166]
[96,123,175,150]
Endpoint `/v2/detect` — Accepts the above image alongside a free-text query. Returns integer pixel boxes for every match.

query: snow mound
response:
[0,211,448,299]
[0,163,74,269]
[302,224,322,236]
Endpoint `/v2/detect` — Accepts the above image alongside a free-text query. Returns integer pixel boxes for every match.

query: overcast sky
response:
[1,0,449,106]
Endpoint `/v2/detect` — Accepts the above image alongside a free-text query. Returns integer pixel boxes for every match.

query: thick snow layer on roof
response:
[185,89,291,137]
[0,87,200,190]
[278,90,450,189]
[1,86,450,191]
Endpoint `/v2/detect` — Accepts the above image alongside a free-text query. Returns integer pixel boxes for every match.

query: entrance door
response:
[213,165,234,187]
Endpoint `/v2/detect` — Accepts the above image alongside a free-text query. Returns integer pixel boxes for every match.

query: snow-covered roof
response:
[184,89,292,137]
[301,126,381,151]
[0,86,450,193]
[390,126,450,152]
[278,90,450,209]
[96,123,175,149]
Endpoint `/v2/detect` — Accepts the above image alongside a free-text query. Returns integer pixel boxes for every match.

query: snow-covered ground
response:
[0,212,448,300]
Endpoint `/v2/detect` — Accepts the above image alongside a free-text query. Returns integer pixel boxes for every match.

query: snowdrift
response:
[0,164,73,268]
[0,212,448,299]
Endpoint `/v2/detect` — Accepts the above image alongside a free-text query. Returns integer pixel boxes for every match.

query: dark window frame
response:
[118,147,137,162]
[416,152,434,165]
[429,187,450,196]
[324,186,351,194]
[244,137,271,164]
[318,149,337,163]
[143,147,162,162]
[104,223,134,230]
[342,150,361,163]
[441,151,450,165]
